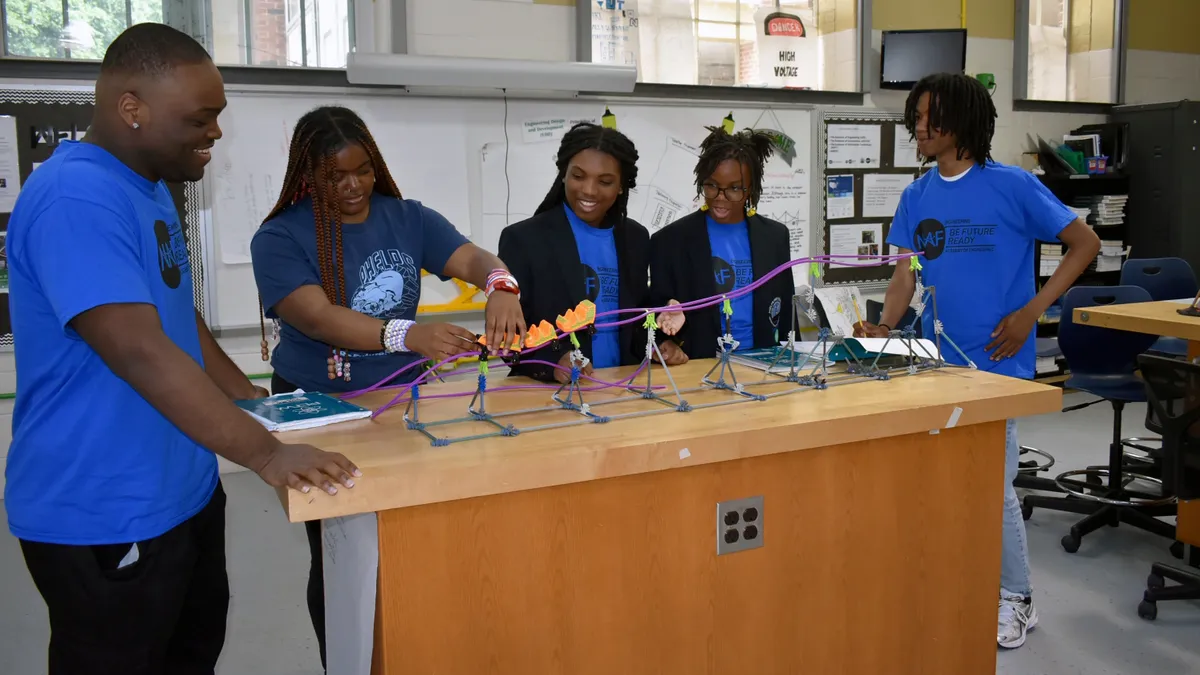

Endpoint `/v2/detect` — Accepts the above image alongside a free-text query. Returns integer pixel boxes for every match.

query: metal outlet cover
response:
[716,495,764,555]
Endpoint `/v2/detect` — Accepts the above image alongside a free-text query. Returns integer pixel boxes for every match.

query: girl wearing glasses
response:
[499,122,688,382]
[649,125,795,358]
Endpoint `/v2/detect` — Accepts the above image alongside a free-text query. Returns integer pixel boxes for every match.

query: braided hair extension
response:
[534,122,639,225]
[257,106,404,370]
[903,72,997,166]
[693,126,775,212]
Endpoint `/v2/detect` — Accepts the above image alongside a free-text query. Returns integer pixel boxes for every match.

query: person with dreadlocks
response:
[498,122,687,381]
[648,125,795,359]
[854,73,1100,649]
[5,24,359,674]
[250,104,524,671]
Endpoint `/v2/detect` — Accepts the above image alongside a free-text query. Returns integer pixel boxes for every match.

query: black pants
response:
[274,372,328,672]
[19,482,230,675]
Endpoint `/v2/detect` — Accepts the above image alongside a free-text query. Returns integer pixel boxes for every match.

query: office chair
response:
[1135,354,1200,621]
[1022,286,1177,553]
[865,299,922,338]
[1121,257,1198,357]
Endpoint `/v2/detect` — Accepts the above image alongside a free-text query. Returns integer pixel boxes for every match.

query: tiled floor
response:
[1,391,1199,674]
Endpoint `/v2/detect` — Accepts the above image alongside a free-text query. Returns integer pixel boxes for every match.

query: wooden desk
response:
[1074,300,1200,546]
[279,360,1060,675]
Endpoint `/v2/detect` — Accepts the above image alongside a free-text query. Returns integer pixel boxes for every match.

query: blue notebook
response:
[235,390,372,432]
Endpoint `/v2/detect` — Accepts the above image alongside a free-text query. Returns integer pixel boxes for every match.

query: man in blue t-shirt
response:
[855,74,1100,650]
[565,203,622,368]
[6,25,359,674]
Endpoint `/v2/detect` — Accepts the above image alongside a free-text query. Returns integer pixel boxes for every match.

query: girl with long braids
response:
[249,105,525,670]
[498,122,687,382]
[648,125,795,359]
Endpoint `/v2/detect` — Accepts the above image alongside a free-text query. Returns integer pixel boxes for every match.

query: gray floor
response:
[2,392,1199,674]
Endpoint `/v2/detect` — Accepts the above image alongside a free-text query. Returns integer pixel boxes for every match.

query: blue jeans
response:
[1002,418,1033,597]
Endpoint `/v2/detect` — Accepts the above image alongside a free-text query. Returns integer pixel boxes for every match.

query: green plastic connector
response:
[722,298,733,317]
[909,255,923,272]
[477,356,488,375]
[569,332,581,349]
[643,313,659,331]
[810,261,820,278]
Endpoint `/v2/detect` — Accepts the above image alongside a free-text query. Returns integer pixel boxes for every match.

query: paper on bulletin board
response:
[591,2,639,67]
[826,124,880,169]
[829,222,882,268]
[862,173,913,218]
[893,124,922,168]
[0,116,21,214]
[323,513,379,675]
[825,174,854,219]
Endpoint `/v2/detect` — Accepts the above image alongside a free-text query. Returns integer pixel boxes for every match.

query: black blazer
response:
[498,206,651,381]
[648,210,795,359]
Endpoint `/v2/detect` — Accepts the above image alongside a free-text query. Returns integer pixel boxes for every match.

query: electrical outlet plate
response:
[716,495,764,555]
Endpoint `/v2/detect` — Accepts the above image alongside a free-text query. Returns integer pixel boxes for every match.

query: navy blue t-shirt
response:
[251,195,469,393]
[706,215,754,348]
[564,203,620,368]
[886,162,1075,379]
[6,141,218,545]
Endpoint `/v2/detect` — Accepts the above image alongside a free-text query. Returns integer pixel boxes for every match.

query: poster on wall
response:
[591,0,640,68]
[753,7,819,90]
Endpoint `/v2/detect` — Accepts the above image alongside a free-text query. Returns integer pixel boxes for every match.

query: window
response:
[1,0,351,69]
[590,0,860,92]
[1021,0,1122,103]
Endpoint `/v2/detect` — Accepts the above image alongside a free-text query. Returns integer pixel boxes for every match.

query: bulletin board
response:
[817,110,927,287]
[0,87,200,350]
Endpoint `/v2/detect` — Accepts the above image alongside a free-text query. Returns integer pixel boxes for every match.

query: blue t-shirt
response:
[565,204,620,368]
[707,216,754,348]
[251,195,469,393]
[885,162,1075,379]
[5,141,218,545]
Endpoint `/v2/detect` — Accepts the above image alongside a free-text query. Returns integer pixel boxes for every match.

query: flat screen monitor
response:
[879,29,967,90]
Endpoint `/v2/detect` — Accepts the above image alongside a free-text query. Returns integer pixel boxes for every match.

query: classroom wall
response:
[1124,0,1200,104]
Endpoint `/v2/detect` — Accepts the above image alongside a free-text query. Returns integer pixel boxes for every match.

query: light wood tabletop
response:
[1074,299,1200,342]
[274,359,1061,522]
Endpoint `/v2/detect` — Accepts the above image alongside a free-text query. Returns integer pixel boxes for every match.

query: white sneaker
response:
[997,593,1038,649]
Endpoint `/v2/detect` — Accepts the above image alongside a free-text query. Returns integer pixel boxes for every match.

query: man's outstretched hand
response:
[255,443,361,496]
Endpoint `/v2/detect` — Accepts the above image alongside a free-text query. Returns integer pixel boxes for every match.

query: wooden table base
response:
[370,422,1006,675]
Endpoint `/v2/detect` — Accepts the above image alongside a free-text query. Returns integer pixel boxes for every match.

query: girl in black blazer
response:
[649,126,796,359]
[499,122,689,382]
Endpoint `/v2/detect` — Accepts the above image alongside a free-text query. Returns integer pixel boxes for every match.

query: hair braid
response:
[694,126,775,211]
[534,122,639,226]
[903,72,996,165]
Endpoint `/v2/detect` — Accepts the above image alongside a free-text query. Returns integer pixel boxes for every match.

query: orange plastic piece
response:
[523,320,557,349]
[476,333,522,352]
[555,300,597,334]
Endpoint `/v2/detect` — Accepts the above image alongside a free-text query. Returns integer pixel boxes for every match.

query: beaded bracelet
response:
[485,269,520,297]
[381,319,416,353]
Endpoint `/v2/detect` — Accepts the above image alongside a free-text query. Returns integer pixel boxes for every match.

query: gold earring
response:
[746,206,757,217]
[700,203,709,212]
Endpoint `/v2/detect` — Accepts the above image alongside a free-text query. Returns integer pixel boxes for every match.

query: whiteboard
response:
[204,89,814,330]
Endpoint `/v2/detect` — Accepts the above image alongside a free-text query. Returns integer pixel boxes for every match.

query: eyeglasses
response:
[701,183,747,201]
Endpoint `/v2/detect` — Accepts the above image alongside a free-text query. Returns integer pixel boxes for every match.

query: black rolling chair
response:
[1135,354,1200,620]
[1022,286,1177,553]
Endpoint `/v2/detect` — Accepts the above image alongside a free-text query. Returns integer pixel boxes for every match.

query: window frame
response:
[574,0,870,106]
[1013,0,1129,110]
[0,0,354,69]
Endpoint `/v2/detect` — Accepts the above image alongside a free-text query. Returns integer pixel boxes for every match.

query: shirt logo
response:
[351,249,419,319]
[583,264,619,303]
[913,218,947,261]
[712,256,753,294]
[155,219,188,289]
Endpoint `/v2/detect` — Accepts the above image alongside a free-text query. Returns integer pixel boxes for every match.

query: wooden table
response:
[277,359,1060,675]
[1074,299,1200,546]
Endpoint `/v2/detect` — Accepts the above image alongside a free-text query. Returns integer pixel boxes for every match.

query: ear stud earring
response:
[131,122,140,130]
